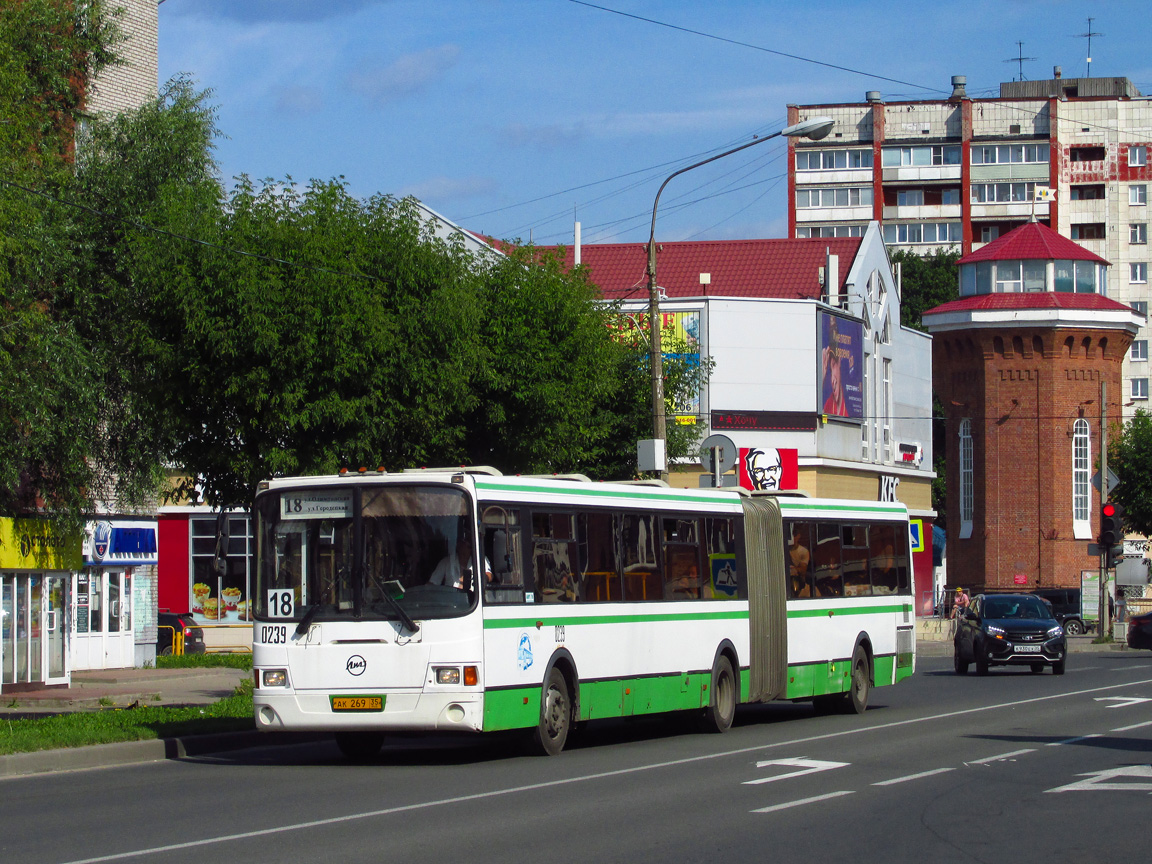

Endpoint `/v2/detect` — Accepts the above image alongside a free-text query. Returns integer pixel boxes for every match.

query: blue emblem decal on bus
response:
[517,633,533,671]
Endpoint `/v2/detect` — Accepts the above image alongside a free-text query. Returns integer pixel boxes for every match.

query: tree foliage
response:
[0,0,126,521]
[3,3,704,518]
[891,247,960,331]
[1107,409,1152,537]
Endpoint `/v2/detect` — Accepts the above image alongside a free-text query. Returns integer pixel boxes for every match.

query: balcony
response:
[881,165,962,183]
[882,204,962,221]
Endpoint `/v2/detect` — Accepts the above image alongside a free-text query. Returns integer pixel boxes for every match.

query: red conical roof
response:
[959,221,1108,265]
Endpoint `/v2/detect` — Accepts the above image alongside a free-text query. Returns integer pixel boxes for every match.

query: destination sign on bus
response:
[280,490,353,519]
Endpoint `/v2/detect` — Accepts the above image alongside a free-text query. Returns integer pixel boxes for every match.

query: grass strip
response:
[155,653,253,670]
[0,681,254,756]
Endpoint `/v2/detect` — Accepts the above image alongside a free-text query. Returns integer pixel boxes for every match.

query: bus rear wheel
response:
[700,656,736,733]
[335,731,384,761]
[532,667,571,756]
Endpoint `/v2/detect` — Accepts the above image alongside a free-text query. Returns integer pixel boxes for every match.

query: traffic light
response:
[1100,502,1125,567]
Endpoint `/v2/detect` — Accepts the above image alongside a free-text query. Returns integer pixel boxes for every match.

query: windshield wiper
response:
[295,603,321,637]
[377,588,419,635]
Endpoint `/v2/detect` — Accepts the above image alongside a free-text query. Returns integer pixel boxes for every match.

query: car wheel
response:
[531,667,571,756]
[953,649,968,675]
[335,731,384,761]
[975,652,989,676]
[1064,619,1084,636]
[1030,663,1044,674]
[1053,658,1066,676]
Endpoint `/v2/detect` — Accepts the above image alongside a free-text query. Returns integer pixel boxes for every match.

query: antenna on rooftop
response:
[1003,41,1036,82]
[1074,17,1103,78]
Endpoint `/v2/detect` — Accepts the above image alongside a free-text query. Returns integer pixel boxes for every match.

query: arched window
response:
[959,419,973,539]
[1072,419,1091,538]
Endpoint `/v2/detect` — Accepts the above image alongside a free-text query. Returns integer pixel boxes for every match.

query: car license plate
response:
[1015,644,1041,653]
[330,695,384,712]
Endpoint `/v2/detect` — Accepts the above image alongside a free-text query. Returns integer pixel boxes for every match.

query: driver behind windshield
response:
[429,533,492,590]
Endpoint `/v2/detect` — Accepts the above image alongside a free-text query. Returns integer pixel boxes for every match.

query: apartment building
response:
[787,73,1152,416]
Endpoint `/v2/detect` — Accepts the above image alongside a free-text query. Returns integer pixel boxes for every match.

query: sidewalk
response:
[0,666,250,715]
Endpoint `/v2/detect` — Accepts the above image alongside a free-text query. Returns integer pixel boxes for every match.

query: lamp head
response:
[782,116,835,140]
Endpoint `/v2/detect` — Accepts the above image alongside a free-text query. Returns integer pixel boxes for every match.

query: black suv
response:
[157,612,206,655]
[954,593,1066,675]
[1031,588,1086,635]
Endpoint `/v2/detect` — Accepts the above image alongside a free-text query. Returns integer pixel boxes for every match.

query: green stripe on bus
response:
[779,500,906,515]
[483,671,712,731]
[483,609,750,629]
[787,604,911,618]
[474,480,736,506]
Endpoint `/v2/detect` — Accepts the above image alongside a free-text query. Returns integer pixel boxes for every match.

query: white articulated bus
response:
[251,468,915,757]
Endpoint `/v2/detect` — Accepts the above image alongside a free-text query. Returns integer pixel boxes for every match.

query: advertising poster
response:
[817,311,864,420]
[615,310,702,422]
[737,447,798,491]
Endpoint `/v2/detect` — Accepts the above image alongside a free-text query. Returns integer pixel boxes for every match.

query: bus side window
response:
[663,517,701,600]
[868,523,900,595]
[532,512,578,603]
[704,517,740,599]
[785,521,814,599]
[483,506,524,604]
[813,522,843,598]
[579,511,620,602]
[622,513,661,601]
[842,524,870,597]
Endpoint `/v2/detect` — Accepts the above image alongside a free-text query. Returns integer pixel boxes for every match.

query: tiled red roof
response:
[925,292,1133,315]
[537,237,863,300]
[959,221,1108,265]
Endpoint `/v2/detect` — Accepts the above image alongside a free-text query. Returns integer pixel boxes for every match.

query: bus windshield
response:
[254,483,477,623]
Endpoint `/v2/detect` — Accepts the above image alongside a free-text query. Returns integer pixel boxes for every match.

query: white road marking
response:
[1046,734,1102,746]
[744,757,850,785]
[872,767,955,786]
[751,790,855,813]
[1112,719,1152,732]
[1046,765,1152,793]
[1094,696,1152,708]
[55,674,1152,864]
[968,748,1036,764]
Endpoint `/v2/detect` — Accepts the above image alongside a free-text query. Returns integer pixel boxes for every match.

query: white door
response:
[72,571,134,670]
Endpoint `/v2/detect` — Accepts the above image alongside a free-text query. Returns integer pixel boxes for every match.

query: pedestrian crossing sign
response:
[909,519,925,553]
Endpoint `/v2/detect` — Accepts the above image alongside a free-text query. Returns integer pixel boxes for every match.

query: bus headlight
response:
[433,666,479,685]
[434,667,461,685]
[262,669,288,688]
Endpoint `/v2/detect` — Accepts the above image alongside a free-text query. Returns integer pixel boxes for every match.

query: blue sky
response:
[158,1,1152,247]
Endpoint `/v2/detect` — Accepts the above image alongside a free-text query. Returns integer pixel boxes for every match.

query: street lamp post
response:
[645,116,835,479]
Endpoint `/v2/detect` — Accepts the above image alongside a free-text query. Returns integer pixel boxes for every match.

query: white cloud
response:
[349,45,460,107]
[398,175,497,203]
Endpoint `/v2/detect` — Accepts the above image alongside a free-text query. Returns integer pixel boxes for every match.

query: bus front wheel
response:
[700,655,736,734]
[532,667,571,756]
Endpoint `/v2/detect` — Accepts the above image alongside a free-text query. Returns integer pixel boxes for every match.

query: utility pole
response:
[1099,379,1108,637]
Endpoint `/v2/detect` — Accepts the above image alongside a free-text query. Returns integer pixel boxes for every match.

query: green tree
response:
[0,0,124,521]
[1107,409,1152,537]
[890,248,960,331]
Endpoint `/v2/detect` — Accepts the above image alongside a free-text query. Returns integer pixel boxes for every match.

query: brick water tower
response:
[923,221,1142,594]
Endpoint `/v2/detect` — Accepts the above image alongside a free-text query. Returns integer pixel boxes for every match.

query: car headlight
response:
[985,624,1005,637]
[1047,625,1064,638]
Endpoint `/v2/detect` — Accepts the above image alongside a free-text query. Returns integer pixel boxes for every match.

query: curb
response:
[0,731,324,780]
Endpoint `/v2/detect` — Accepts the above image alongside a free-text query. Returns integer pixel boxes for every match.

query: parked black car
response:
[1128,609,1152,650]
[157,612,205,655]
[954,593,1067,675]
[1031,588,1086,635]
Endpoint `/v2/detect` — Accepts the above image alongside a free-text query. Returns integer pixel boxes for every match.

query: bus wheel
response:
[701,656,736,733]
[532,667,571,756]
[335,731,383,761]
[845,647,870,715]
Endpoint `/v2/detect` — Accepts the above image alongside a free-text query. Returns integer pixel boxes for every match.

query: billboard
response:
[817,311,864,420]
[737,447,798,491]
